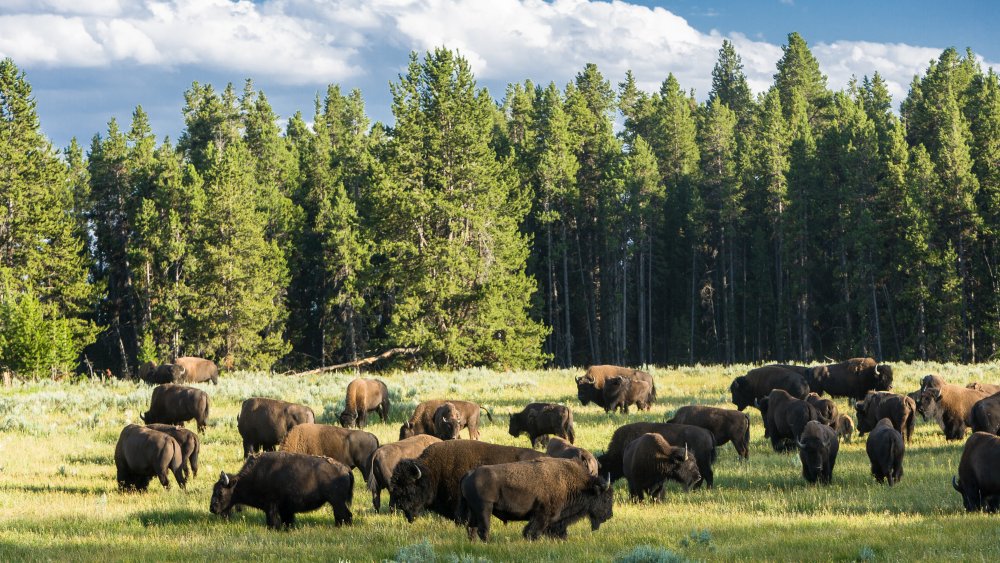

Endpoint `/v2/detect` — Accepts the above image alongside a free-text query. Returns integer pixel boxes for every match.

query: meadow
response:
[1,363,999,562]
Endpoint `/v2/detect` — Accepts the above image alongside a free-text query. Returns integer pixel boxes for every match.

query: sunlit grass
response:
[1,363,998,560]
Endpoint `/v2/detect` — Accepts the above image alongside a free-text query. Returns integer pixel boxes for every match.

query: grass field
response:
[1,363,999,562]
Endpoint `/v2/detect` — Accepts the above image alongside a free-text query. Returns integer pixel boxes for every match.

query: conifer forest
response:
[3,33,1000,377]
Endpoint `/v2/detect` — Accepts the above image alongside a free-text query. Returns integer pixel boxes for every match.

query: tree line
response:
[1,33,999,377]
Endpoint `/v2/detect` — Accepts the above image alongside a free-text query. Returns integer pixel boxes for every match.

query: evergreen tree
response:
[774,32,830,126]
[709,40,754,125]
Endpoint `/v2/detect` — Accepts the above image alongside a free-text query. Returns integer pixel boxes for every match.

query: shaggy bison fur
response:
[622,433,702,500]
[366,434,442,511]
[602,376,653,414]
[280,423,379,478]
[917,378,991,440]
[399,400,491,440]
[140,384,209,433]
[797,420,838,484]
[761,389,825,452]
[668,405,751,460]
[953,432,1000,512]
[809,358,893,400]
[866,417,904,485]
[729,366,809,411]
[596,422,716,488]
[509,403,575,448]
[855,391,917,443]
[114,424,185,491]
[237,398,315,458]
[971,392,1000,435]
[174,356,219,384]
[546,436,599,475]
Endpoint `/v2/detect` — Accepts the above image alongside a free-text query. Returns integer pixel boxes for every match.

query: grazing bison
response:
[761,389,825,452]
[596,422,716,488]
[141,363,184,384]
[146,423,200,480]
[459,458,613,541]
[809,358,893,400]
[623,433,702,500]
[668,405,750,460]
[237,398,315,458]
[835,414,856,443]
[366,434,442,511]
[855,391,917,443]
[140,384,209,433]
[917,379,991,440]
[806,393,839,427]
[866,418,904,485]
[388,440,544,523]
[971,393,1000,435]
[280,423,379,478]
[546,436,599,475]
[338,378,390,428]
[953,432,1000,512]
[174,356,219,384]
[602,377,653,414]
[576,365,656,408]
[114,424,186,491]
[509,403,575,448]
[729,366,809,411]
[399,400,491,440]
[797,420,838,484]
[210,452,353,528]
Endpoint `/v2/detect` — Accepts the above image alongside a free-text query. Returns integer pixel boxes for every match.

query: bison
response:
[146,423,200,480]
[623,433,702,500]
[953,432,1000,512]
[338,378,390,428]
[866,417,904,485]
[667,405,750,460]
[917,378,991,440]
[806,393,839,427]
[576,365,656,409]
[730,366,809,411]
[399,400,491,440]
[140,363,184,384]
[114,424,186,491]
[280,423,379,478]
[459,458,613,541]
[210,452,353,528]
[797,420,838,484]
[388,440,543,523]
[174,356,219,384]
[140,384,209,433]
[366,434,442,511]
[596,422,716,488]
[855,391,917,443]
[809,358,893,400]
[576,379,605,409]
[761,389,825,452]
[602,376,653,414]
[835,414,856,443]
[546,436,599,475]
[971,392,1000,435]
[237,398,315,458]
[509,403,575,448]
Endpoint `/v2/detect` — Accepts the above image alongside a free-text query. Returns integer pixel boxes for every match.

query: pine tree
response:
[774,32,830,126]
[709,40,754,125]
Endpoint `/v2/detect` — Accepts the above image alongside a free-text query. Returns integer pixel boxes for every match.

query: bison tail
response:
[743,412,751,449]
[366,456,380,495]
[566,422,576,445]
[906,410,916,443]
[482,407,493,423]
[651,382,657,402]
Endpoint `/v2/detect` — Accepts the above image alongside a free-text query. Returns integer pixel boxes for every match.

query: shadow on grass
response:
[0,483,110,495]
[137,508,217,527]
[64,453,114,465]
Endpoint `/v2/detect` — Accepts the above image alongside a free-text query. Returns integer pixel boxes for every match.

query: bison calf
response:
[115,424,186,491]
[339,378,390,428]
[546,437,599,475]
[509,403,575,448]
[459,458,613,541]
[797,420,838,484]
[210,452,353,529]
[146,423,200,480]
[834,414,855,443]
[140,384,209,433]
[366,434,442,512]
[668,405,750,460]
[866,418,904,486]
[623,433,702,500]
[237,398,315,458]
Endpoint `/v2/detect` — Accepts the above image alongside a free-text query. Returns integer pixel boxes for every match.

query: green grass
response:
[1,363,999,561]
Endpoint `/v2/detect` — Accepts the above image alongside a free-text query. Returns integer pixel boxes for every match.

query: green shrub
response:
[614,545,689,563]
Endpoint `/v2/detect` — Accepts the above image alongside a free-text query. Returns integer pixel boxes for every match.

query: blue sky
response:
[1,0,997,150]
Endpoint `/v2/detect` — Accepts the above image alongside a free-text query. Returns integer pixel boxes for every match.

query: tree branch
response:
[286,347,420,376]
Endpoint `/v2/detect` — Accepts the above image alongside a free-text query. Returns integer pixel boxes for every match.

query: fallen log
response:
[287,347,420,376]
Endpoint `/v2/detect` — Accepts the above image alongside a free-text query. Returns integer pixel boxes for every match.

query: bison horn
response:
[599,473,611,491]
[684,444,689,461]
[220,471,229,486]
[409,463,422,480]
[874,365,880,376]
[797,439,806,449]
[953,476,962,492]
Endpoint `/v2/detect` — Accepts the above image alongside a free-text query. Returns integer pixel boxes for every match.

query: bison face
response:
[210,472,236,517]
[662,447,702,492]
[399,422,417,440]
[730,377,751,411]
[873,364,893,391]
[507,414,523,438]
[338,410,357,428]
[586,474,614,531]
[577,381,598,406]
[388,460,434,523]
[918,389,941,421]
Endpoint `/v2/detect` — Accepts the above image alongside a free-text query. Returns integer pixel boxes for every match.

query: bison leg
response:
[371,484,382,512]
[523,504,555,540]
[468,424,480,440]
[280,506,296,528]
[473,502,492,541]
[157,469,171,490]
[332,500,353,526]
[265,504,283,529]
[627,481,643,503]
[242,440,252,459]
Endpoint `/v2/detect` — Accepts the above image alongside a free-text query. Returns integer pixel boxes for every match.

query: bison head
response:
[508,412,524,438]
[433,403,462,440]
[920,374,944,392]
[338,409,358,428]
[918,388,942,421]
[659,444,702,493]
[399,422,417,440]
[585,474,614,531]
[577,380,600,406]
[854,394,876,434]
[873,364,893,391]
[210,471,236,517]
[730,376,752,411]
[388,460,434,523]
[797,421,834,484]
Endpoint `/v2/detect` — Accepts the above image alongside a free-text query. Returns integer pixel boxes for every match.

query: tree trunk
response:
[562,222,573,367]
[870,272,883,361]
[689,244,697,365]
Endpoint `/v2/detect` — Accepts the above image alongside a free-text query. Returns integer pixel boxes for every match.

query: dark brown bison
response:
[140,384,209,433]
[280,423,379,479]
[623,433,702,500]
[761,389,825,452]
[237,398,315,458]
[917,378,991,440]
[210,452,353,528]
[602,376,653,414]
[174,356,219,384]
[667,405,750,460]
[953,432,1000,512]
[509,403,575,448]
[971,392,1000,435]
[366,434,442,511]
[797,420,838,484]
[866,417,904,485]
[388,440,544,523]
[338,378,390,428]
[809,358,893,400]
[114,424,186,491]
[596,422,716,488]
[146,423,200,480]
[399,400,491,440]
[855,391,917,443]
[576,379,605,408]
[140,363,184,384]
[575,365,657,408]
[729,366,809,411]
[835,414,855,443]
[459,458,613,541]
[806,393,839,427]
[546,436,599,475]
[137,361,156,382]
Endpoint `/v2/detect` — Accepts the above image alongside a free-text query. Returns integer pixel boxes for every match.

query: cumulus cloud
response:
[0,0,991,100]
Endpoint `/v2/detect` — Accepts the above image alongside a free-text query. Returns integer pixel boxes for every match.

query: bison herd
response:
[111,359,1000,541]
